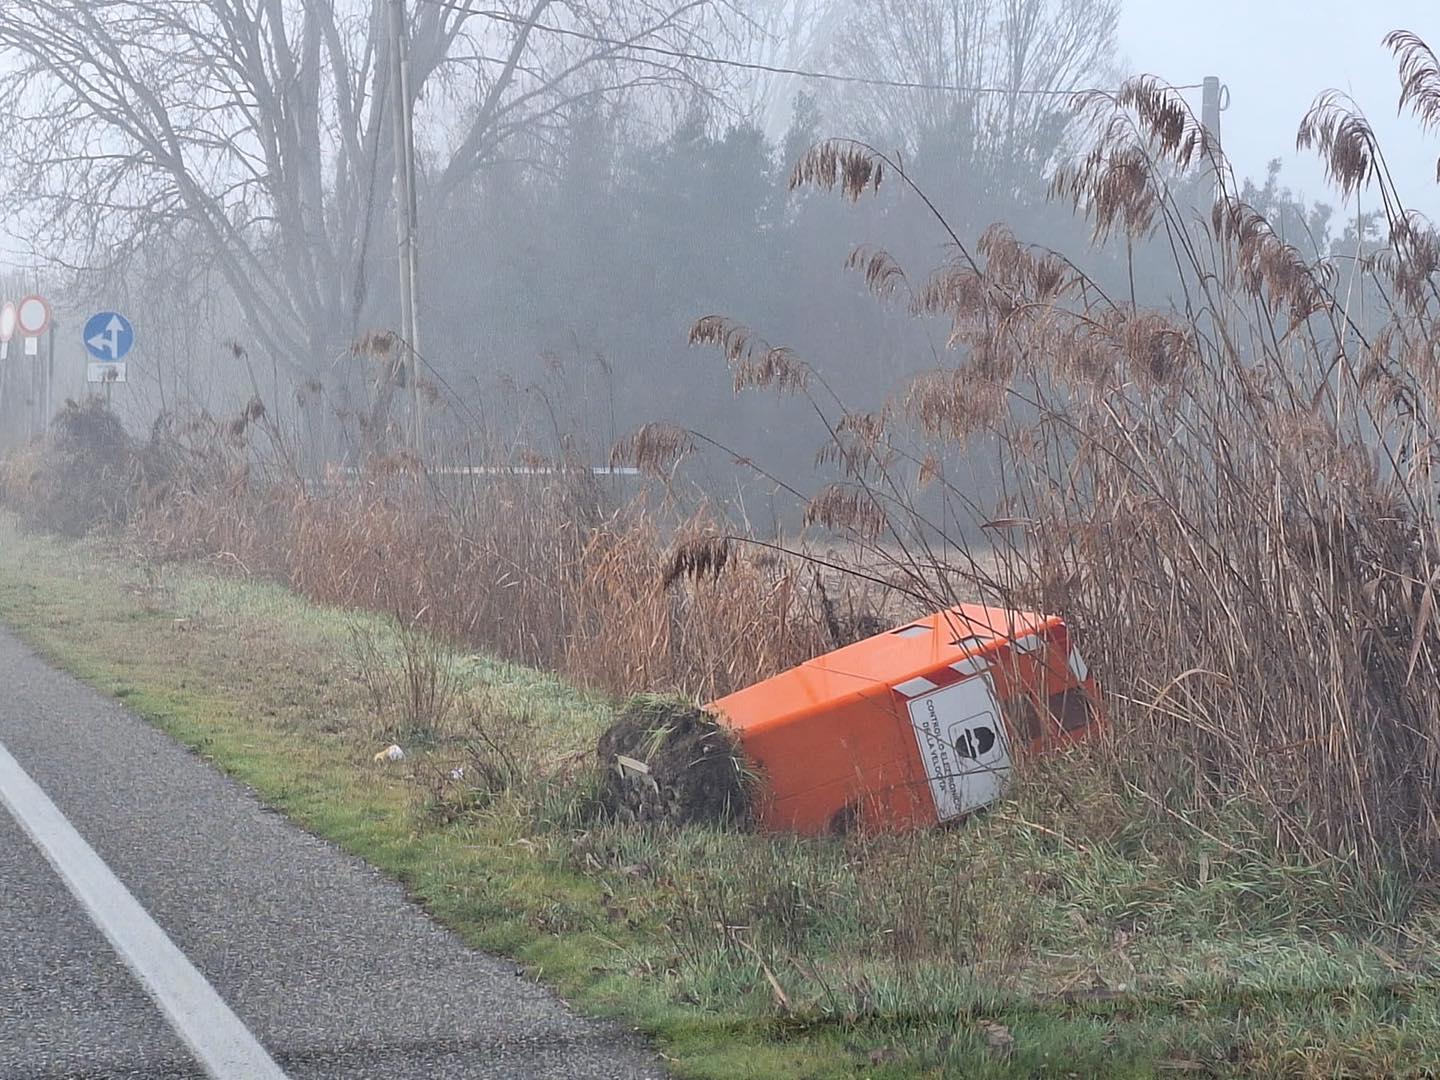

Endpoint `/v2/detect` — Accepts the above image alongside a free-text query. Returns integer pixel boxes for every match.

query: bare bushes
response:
[280,479,834,699]
[1,399,147,536]
[349,612,461,743]
[128,449,866,701]
[0,398,245,539]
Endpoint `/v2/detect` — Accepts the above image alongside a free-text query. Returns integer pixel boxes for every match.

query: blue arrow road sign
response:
[84,311,134,362]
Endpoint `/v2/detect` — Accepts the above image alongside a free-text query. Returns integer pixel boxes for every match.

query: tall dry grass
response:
[684,34,1440,883]
[122,412,868,702]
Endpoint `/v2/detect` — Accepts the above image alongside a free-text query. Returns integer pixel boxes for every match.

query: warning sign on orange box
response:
[708,604,1101,834]
[906,675,1010,820]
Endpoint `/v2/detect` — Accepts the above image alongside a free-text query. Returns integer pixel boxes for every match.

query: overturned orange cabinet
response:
[708,604,1100,834]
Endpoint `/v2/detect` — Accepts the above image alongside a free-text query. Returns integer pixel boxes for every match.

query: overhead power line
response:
[414,0,1202,98]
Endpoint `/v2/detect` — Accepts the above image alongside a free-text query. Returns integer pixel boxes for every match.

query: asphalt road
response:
[0,626,665,1080]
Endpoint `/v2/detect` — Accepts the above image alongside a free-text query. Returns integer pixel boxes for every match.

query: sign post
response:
[0,302,10,426]
[17,296,53,432]
[83,311,134,405]
[0,301,14,363]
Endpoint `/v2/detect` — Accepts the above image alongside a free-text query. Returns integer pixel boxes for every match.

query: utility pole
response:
[1201,76,1225,201]
[1201,77,1221,143]
[388,0,423,452]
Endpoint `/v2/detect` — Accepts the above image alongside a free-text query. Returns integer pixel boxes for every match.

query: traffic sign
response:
[0,301,14,343]
[84,311,134,362]
[17,295,51,336]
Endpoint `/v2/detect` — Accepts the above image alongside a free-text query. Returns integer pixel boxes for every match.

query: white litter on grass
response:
[373,744,405,763]
[448,766,465,781]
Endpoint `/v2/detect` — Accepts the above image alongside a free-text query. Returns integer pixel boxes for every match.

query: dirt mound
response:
[597,696,754,827]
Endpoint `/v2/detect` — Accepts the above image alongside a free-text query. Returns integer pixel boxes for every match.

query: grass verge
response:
[2,518,1439,1078]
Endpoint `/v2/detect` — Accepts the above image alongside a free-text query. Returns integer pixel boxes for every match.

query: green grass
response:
[2,517,1439,1077]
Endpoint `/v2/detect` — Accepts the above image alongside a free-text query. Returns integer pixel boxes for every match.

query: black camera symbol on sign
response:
[952,721,997,760]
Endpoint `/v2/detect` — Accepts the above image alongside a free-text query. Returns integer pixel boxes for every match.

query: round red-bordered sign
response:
[16,294,51,336]
[0,301,15,342]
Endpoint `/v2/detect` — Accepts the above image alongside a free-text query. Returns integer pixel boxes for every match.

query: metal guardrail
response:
[429,466,640,476]
[329,464,641,477]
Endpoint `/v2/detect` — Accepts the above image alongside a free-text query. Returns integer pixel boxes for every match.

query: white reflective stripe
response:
[0,739,289,1080]
[1068,647,1089,683]
[949,656,990,677]
[893,676,940,698]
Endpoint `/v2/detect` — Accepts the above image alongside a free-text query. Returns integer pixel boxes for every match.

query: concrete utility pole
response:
[388,0,423,451]
[1201,76,1225,201]
[1201,77,1221,142]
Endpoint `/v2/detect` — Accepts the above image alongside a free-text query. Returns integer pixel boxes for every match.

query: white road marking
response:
[0,738,288,1080]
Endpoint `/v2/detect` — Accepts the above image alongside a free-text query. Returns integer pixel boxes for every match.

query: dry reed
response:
[123,423,860,702]
[750,34,1440,884]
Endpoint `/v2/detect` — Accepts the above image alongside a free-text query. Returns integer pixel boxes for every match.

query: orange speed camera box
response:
[709,604,1100,834]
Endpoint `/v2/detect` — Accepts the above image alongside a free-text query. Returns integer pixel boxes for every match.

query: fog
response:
[0,0,1430,528]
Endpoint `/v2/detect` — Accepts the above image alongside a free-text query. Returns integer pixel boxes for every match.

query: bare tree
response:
[826,0,1118,172]
[0,0,721,385]
[726,0,843,138]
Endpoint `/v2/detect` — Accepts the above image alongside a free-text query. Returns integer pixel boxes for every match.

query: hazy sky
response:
[4,2,1438,263]
[1119,0,1440,218]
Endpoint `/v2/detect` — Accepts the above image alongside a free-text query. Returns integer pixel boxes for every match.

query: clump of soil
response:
[597,695,754,827]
